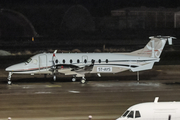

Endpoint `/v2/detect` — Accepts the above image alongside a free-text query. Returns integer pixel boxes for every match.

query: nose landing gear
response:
[7,72,12,85]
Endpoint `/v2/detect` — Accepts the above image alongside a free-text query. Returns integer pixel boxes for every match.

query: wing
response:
[54,63,94,77]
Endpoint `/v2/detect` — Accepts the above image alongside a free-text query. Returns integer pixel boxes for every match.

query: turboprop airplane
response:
[5,36,175,85]
[116,97,180,120]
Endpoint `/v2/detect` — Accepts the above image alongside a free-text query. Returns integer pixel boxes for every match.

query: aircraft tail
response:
[131,36,176,58]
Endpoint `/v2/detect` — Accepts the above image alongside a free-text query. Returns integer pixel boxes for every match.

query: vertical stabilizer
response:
[131,36,175,58]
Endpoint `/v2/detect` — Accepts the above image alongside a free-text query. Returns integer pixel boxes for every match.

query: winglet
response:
[154,97,159,103]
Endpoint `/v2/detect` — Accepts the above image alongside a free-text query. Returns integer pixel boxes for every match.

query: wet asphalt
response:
[0,78,180,120]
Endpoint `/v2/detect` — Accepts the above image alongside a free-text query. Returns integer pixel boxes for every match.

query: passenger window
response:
[122,110,130,117]
[84,59,87,63]
[106,59,108,63]
[26,58,32,63]
[70,59,73,63]
[77,59,80,63]
[135,111,141,118]
[55,59,58,64]
[98,59,101,63]
[127,111,134,118]
[63,59,65,64]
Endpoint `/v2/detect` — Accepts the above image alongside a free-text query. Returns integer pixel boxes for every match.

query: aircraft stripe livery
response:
[5,36,175,84]
[116,97,180,120]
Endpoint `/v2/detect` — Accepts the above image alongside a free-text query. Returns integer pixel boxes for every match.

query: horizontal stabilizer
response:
[131,36,176,58]
[131,62,154,72]
[149,36,176,45]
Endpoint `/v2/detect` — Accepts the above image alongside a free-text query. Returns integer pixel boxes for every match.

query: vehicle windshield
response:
[26,58,32,63]
[122,110,130,117]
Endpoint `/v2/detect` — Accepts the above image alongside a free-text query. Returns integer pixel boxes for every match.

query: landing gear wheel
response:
[8,80,12,85]
[44,74,47,79]
[7,72,12,85]
[53,75,56,81]
[72,77,76,82]
[80,78,86,84]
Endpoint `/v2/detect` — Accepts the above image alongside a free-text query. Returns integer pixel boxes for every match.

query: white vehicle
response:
[116,97,180,120]
[5,36,175,85]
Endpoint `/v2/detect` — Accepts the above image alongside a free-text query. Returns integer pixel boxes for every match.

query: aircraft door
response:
[39,54,47,71]
[82,55,88,64]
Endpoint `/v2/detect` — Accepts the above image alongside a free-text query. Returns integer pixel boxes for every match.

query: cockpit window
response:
[135,111,141,118]
[26,58,32,63]
[122,110,130,117]
[127,111,134,118]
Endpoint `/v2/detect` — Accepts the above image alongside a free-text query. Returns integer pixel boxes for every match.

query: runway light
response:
[32,37,34,41]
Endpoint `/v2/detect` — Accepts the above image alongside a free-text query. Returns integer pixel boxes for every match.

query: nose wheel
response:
[8,80,12,85]
[7,72,12,85]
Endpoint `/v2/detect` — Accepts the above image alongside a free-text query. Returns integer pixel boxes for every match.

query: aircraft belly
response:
[91,66,128,73]
[13,70,51,75]
[11,72,32,74]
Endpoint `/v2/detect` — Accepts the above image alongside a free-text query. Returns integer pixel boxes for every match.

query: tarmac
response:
[0,65,180,120]
[0,76,180,120]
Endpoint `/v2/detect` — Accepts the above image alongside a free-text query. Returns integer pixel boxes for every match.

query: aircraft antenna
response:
[154,97,159,103]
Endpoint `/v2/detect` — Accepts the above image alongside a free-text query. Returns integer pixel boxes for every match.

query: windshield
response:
[122,110,130,117]
[127,111,134,118]
[26,58,32,63]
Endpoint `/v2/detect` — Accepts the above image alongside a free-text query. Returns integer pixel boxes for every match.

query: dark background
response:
[1,0,180,12]
[0,0,180,53]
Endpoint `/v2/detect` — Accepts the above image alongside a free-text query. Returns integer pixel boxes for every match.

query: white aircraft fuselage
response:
[5,36,175,84]
[116,97,180,120]
[6,53,158,74]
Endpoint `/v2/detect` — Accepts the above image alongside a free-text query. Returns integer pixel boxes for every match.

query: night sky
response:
[0,0,180,37]
[0,0,180,16]
[0,0,179,7]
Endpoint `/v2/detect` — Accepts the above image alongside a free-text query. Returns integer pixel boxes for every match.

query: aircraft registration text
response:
[97,67,112,72]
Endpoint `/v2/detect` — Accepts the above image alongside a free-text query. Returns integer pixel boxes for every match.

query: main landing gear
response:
[53,75,56,81]
[7,72,12,85]
[71,76,86,84]
[80,77,86,84]
[72,77,76,82]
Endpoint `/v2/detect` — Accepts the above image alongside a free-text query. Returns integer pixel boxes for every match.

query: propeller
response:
[52,50,57,67]
[52,50,57,81]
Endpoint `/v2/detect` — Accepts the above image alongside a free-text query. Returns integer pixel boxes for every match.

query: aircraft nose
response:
[5,66,12,71]
[5,63,26,72]
[5,65,18,72]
